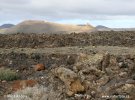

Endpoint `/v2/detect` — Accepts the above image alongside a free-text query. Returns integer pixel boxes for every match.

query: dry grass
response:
[6,85,60,100]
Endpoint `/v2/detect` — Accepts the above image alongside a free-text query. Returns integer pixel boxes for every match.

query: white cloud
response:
[0,0,135,26]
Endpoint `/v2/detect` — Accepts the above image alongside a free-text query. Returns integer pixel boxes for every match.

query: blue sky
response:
[0,0,135,28]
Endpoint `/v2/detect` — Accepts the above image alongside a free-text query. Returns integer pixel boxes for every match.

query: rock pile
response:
[1,51,135,100]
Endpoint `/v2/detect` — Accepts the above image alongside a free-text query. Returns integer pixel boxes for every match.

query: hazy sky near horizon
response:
[0,0,135,28]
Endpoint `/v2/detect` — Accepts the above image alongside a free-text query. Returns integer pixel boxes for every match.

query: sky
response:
[0,0,135,28]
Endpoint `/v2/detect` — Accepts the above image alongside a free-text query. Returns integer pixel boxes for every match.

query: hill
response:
[1,20,94,34]
[0,24,14,29]
[95,25,111,31]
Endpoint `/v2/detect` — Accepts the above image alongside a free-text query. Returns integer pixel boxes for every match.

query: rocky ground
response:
[0,31,135,100]
[1,31,135,48]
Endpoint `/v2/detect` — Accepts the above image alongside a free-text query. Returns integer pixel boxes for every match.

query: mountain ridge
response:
[0,24,14,29]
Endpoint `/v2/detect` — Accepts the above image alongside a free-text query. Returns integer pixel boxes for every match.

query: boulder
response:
[73,53,104,73]
[52,67,84,96]
[77,53,88,62]
[66,55,77,65]
[96,75,109,86]
[121,84,135,93]
[34,64,45,71]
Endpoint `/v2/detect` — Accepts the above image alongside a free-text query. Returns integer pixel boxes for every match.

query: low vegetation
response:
[0,68,19,81]
[7,85,48,100]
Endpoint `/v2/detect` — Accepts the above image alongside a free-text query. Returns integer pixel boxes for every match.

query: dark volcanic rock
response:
[1,31,135,48]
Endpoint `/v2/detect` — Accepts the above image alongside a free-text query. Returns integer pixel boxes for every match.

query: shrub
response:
[0,68,19,81]
[6,85,61,100]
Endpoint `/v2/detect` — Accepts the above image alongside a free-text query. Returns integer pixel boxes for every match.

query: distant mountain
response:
[78,24,135,32]
[0,24,14,29]
[95,25,135,31]
[95,25,111,31]
[112,28,135,31]
[96,25,109,29]
[1,20,94,34]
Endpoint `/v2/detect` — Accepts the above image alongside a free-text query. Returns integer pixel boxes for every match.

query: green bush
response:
[0,68,19,81]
